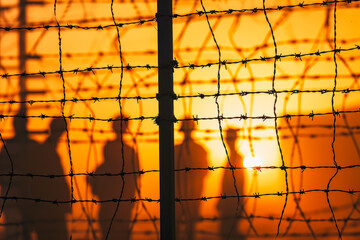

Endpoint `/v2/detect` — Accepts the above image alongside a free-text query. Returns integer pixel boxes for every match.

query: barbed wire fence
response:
[0,0,360,239]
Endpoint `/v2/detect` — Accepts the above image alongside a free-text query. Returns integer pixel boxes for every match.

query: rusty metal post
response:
[157,0,175,239]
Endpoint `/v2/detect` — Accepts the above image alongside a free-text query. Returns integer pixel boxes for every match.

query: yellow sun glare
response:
[243,156,263,169]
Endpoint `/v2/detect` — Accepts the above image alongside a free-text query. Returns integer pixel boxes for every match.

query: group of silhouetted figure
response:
[0,111,70,240]
[0,112,246,240]
[175,120,245,240]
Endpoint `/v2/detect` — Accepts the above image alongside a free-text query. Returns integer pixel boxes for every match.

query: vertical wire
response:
[200,0,258,236]
[53,0,74,237]
[105,1,126,239]
[262,0,289,238]
[326,0,342,238]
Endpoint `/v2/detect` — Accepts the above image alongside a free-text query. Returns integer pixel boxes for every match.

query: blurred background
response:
[1,0,360,239]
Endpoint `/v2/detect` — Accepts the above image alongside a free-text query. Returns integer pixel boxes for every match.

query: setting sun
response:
[243,155,263,169]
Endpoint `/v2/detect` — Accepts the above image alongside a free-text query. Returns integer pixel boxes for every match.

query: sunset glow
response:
[1,0,360,239]
[243,155,263,169]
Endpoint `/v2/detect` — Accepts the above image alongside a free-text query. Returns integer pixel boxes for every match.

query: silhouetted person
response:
[21,118,70,240]
[175,120,208,240]
[217,128,245,240]
[0,115,39,240]
[89,116,139,240]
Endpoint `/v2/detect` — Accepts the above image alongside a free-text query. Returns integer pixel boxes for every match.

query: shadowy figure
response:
[217,128,245,240]
[0,115,40,240]
[21,118,71,240]
[175,120,208,240]
[89,116,139,240]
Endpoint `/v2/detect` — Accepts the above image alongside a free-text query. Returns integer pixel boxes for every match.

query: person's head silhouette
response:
[112,114,129,137]
[49,118,67,140]
[225,128,238,148]
[179,120,196,139]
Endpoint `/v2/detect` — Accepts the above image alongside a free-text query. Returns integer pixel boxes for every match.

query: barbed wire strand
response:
[0,188,359,204]
[2,161,360,179]
[326,1,342,239]
[1,0,360,32]
[262,0,289,238]
[3,122,360,136]
[1,44,360,80]
[282,60,317,238]
[4,212,360,226]
[53,0,76,238]
[3,37,360,63]
[200,0,260,236]
[281,47,315,237]
[199,1,242,238]
[2,86,360,107]
[1,0,360,238]
[339,87,360,235]
[2,44,360,79]
[2,108,360,124]
[104,1,127,239]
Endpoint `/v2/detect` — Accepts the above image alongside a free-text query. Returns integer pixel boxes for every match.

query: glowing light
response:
[243,156,263,169]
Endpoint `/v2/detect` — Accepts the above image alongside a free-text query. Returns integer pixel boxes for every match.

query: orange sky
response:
[1,0,360,239]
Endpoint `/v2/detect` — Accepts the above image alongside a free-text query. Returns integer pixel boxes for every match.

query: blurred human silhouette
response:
[217,128,246,240]
[175,120,208,240]
[89,115,139,240]
[0,112,40,239]
[20,118,71,240]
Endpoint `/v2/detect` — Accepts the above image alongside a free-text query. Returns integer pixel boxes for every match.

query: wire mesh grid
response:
[1,0,360,239]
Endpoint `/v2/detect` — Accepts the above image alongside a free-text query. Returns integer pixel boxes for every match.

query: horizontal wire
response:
[49,130,360,143]
[4,123,356,135]
[1,45,359,79]
[2,214,360,226]
[3,37,360,60]
[1,64,157,79]
[0,188,359,204]
[0,108,359,123]
[1,162,360,179]
[1,0,358,32]
[176,87,360,99]
[0,95,156,105]
[0,17,157,31]
[0,87,359,106]
[173,0,359,19]
[175,45,360,69]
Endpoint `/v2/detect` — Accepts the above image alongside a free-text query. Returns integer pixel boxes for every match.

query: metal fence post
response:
[157,0,175,239]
